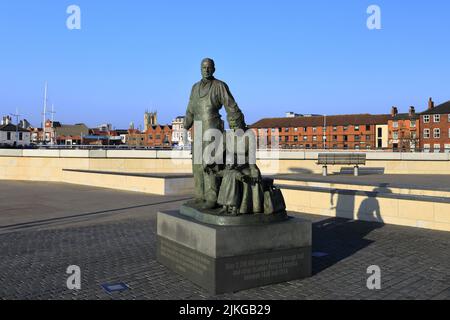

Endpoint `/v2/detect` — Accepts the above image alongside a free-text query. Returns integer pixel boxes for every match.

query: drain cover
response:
[312,252,329,257]
[101,283,129,293]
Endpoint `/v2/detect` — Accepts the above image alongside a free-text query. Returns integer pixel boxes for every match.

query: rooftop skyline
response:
[1,0,449,128]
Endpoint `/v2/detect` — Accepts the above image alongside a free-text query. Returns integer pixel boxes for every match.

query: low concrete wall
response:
[1,150,450,180]
[281,185,450,232]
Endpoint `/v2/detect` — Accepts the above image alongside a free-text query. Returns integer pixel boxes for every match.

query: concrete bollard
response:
[354,166,359,177]
[322,166,328,177]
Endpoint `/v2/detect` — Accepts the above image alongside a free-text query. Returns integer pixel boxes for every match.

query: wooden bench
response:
[317,153,366,176]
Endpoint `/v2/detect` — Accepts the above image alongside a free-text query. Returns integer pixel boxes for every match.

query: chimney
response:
[409,106,415,117]
[428,97,434,110]
[391,106,398,117]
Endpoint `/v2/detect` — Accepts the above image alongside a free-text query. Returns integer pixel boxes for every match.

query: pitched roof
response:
[55,124,89,137]
[392,113,420,120]
[250,114,392,128]
[421,101,450,115]
[0,123,29,132]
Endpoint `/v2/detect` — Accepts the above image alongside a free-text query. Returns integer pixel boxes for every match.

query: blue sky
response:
[0,0,449,129]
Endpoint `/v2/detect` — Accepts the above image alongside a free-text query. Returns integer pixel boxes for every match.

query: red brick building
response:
[388,106,420,152]
[420,99,450,153]
[144,125,172,148]
[251,114,391,150]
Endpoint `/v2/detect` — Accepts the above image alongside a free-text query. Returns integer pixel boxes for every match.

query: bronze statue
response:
[183,58,286,218]
[184,58,246,210]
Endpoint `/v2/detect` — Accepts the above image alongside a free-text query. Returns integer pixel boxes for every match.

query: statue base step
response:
[156,210,312,294]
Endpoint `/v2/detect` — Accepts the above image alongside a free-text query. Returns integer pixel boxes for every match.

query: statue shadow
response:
[311,184,390,275]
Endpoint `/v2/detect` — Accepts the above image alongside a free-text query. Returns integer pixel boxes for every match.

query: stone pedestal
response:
[156,210,312,294]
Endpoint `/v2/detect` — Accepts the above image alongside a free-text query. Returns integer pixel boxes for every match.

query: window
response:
[434,114,441,123]
[355,135,361,141]
[445,144,450,153]
[284,136,289,142]
[343,135,348,142]
[148,134,153,139]
[355,125,360,131]
[411,132,417,139]
[343,125,348,131]
[156,135,161,140]
[366,125,371,131]
[393,132,399,140]
[285,128,290,132]
[271,128,276,133]
[424,129,430,139]
[423,115,430,123]
[355,145,360,150]
[333,126,337,132]
[313,136,317,141]
[393,121,398,128]
[366,135,371,141]
[322,127,327,133]
[294,136,298,142]
[448,114,450,122]
[423,144,431,152]
[7,132,11,140]
[434,128,441,139]
[303,127,307,132]
[434,144,441,153]
[303,136,307,141]
[312,127,317,133]
[333,135,338,141]
[378,128,382,136]
[410,120,416,128]
[19,132,23,140]
[294,128,298,132]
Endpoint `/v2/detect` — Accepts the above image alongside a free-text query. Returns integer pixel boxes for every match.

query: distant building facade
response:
[144,111,158,131]
[144,124,172,148]
[388,106,420,152]
[420,99,450,153]
[171,116,192,148]
[251,114,391,150]
[0,124,31,147]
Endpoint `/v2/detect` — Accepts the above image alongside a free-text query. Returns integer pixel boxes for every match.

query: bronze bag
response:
[262,178,286,214]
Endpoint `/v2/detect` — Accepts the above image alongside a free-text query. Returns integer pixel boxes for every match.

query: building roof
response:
[0,123,29,132]
[55,124,89,137]
[250,114,392,129]
[421,101,450,115]
[391,113,420,120]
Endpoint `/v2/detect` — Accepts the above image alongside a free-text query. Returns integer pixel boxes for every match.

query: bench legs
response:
[354,166,359,177]
[322,166,328,177]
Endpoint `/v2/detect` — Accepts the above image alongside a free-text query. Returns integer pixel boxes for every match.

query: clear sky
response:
[0,0,449,129]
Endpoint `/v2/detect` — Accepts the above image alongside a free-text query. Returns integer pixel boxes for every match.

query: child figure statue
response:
[206,161,263,216]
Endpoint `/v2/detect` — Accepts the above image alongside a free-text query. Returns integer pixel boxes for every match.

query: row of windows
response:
[275,135,372,142]
[391,132,417,140]
[423,114,450,123]
[392,120,417,128]
[263,125,372,134]
[423,128,450,139]
[5,132,25,140]
[279,144,373,150]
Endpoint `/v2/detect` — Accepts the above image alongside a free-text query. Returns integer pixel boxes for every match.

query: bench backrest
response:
[318,153,366,165]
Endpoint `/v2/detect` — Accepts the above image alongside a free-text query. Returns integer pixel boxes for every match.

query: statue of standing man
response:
[184,58,246,209]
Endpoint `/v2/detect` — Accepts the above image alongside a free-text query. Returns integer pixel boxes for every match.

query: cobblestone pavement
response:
[0,181,449,300]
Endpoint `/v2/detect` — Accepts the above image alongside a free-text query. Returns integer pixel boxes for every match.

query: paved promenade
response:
[0,181,449,300]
